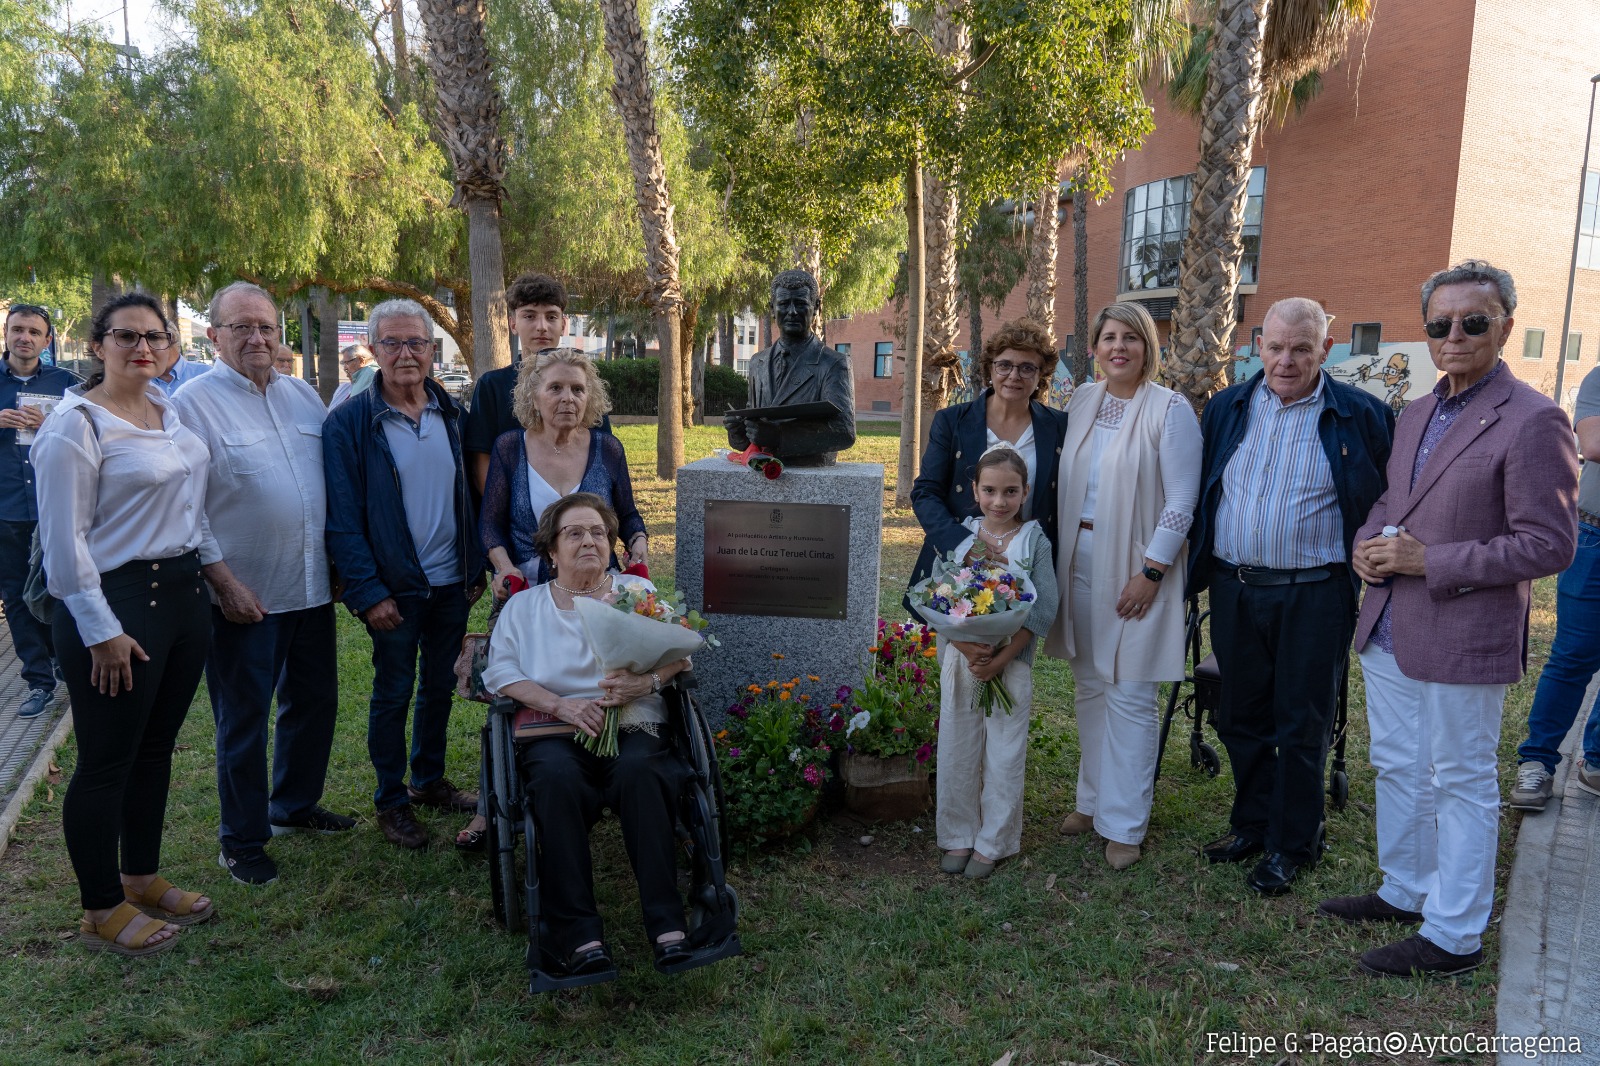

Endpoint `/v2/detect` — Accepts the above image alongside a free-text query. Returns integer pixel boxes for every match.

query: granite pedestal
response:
[675,457,883,723]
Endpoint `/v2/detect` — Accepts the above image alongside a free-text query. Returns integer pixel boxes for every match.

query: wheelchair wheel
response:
[1195,740,1222,778]
[485,722,521,931]
[1329,769,1350,811]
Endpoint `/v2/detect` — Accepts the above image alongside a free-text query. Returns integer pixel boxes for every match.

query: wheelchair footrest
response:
[529,965,619,994]
[653,933,741,977]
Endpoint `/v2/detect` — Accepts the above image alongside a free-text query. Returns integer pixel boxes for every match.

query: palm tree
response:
[599,0,685,477]
[1167,0,1373,407]
[1025,175,1064,334]
[415,0,513,379]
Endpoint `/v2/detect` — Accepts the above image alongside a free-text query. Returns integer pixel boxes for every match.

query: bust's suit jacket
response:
[1353,365,1579,685]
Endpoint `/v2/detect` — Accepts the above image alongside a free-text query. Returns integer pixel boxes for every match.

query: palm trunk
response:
[918,0,968,429]
[312,285,341,404]
[600,0,685,477]
[1169,0,1271,409]
[1025,180,1061,334]
[680,300,700,427]
[966,275,983,369]
[718,311,734,368]
[1072,177,1091,386]
[898,152,926,507]
[464,198,512,378]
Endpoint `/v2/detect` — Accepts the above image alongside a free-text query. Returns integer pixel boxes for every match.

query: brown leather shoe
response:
[377,804,428,849]
[407,777,478,813]
[1059,811,1096,836]
[1358,934,1482,978]
[1317,892,1423,924]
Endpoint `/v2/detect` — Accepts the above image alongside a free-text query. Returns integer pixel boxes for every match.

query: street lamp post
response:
[1554,73,1600,408]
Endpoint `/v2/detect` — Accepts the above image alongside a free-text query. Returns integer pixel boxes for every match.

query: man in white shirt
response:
[176,281,352,887]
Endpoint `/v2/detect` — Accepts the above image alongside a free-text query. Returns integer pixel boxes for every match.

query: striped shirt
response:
[1214,375,1343,568]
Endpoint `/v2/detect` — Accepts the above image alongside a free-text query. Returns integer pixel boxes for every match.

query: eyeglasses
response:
[558,524,610,545]
[1423,314,1507,340]
[375,338,432,356]
[992,360,1041,379]
[108,328,176,350]
[218,322,280,340]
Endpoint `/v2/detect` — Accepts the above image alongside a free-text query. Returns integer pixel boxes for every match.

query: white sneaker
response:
[1509,762,1554,811]
[1576,760,1600,799]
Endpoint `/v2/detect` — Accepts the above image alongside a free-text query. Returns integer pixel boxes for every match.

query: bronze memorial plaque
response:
[703,500,850,618]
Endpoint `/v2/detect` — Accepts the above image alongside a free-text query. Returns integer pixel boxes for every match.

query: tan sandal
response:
[125,876,216,927]
[79,901,179,958]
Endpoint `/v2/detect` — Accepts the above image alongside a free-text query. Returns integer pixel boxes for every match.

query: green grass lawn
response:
[0,422,1545,1064]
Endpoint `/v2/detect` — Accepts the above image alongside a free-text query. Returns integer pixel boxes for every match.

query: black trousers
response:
[1208,566,1353,864]
[520,729,687,959]
[55,552,211,910]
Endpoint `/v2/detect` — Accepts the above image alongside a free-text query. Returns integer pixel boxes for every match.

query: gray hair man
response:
[329,343,376,409]
[1187,297,1395,896]
[322,299,485,849]
[175,280,352,888]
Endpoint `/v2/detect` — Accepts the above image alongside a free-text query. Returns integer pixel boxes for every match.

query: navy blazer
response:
[1186,370,1395,599]
[907,391,1070,603]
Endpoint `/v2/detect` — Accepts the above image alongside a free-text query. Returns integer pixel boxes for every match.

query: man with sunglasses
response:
[323,299,485,849]
[1319,260,1579,979]
[172,282,351,887]
[1,304,79,719]
[1187,297,1394,897]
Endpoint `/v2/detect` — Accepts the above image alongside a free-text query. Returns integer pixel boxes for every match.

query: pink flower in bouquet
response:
[949,600,973,619]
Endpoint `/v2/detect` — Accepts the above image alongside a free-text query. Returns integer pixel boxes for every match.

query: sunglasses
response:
[1423,314,1507,340]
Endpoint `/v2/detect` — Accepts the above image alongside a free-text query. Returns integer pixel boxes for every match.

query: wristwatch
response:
[1141,565,1165,583]
[650,672,663,694]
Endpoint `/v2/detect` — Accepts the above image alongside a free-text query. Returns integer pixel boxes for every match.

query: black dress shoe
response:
[1201,831,1264,865]
[1359,934,1482,978]
[1246,851,1309,896]
[653,938,692,969]
[567,943,613,976]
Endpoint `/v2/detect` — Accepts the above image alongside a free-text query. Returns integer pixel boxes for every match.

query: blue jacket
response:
[1186,370,1395,598]
[323,373,485,614]
[0,358,81,522]
[907,392,1070,601]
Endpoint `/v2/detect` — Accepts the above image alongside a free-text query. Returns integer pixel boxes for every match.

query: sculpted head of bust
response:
[771,269,820,345]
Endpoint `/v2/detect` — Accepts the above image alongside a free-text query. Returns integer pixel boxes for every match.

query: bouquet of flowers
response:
[906,557,1035,715]
[570,583,716,755]
[825,620,941,765]
[717,669,833,845]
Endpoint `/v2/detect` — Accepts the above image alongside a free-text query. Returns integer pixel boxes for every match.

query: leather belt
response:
[1581,508,1600,530]
[1222,561,1346,587]
[1079,520,1094,531]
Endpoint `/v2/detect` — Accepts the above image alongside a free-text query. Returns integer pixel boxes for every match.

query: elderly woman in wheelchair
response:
[480,492,736,986]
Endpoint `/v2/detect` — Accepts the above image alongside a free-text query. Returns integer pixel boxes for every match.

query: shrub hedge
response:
[595,358,748,417]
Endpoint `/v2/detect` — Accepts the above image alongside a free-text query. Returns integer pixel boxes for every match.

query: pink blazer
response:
[1353,367,1578,685]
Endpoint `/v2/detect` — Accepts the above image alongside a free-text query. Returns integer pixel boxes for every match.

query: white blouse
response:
[482,574,666,729]
[32,388,221,646]
[1078,391,1201,566]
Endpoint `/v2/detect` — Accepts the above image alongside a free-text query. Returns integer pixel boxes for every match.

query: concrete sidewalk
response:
[0,610,72,860]
[1498,677,1600,1064]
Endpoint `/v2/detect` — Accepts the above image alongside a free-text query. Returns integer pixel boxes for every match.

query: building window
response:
[1568,332,1582,361]
[1122,167,1265,292]
[1351,322,1382,357]
[1524,329,1545,360]
[835,342,851,358]
[874,341,894,378]
[1582,171,1600,270]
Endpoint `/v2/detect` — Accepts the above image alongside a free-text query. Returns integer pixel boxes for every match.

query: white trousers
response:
[1068,531,1160,846]
[936,642,1033,860]
[1359,647,1506,955]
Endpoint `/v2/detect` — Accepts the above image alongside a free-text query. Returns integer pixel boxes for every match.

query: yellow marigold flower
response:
[779,690,791,701]
[799,694,810,702]
[747,684,762,693]
[772,652,785,660]
[923,646,937,657]
[715,730,728,740]
[767,680,780,689]
[807,674,820,682]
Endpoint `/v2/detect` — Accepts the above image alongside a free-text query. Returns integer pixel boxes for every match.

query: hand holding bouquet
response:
[907,557,1034,715]
[570,583,715,755]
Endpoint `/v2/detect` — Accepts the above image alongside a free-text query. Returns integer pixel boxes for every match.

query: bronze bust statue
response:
[722,269,856,464]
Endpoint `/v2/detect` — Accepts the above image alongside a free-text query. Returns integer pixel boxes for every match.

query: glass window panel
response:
[1244,196,1263,226]
[1162,204,1183,237]
[1133,184,1147,213]
[1581,235,1596,269]
[1248,166,1266,195]
[1524,329,1545,360]
[1584,201,1596,234]
[1568,333,1582,361]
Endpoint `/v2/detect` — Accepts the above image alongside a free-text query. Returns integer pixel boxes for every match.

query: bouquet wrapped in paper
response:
[570,583,715,754]
[906,556,1035,714]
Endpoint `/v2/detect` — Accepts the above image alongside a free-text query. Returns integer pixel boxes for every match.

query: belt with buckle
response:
[1581,508,1600,530]
[1223,561,1345,587]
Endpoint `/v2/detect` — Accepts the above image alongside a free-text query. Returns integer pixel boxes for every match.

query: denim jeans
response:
[1519,521,1600,772]
[205,603,339,851]
[365,584,470,811]
[0,519,56,690]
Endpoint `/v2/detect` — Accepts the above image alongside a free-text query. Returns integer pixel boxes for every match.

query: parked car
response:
[437,371,472,402]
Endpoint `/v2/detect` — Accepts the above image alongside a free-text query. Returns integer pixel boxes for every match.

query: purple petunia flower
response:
[729,747,741,758]
[914,743,933,764]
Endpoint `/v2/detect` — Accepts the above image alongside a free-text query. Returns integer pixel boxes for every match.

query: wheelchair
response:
[1157,597,1350,812]
[480,676,742,993]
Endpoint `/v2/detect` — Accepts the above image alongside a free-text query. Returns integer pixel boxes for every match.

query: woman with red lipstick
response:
[1044,302,1200,871]
[33,292,220,955]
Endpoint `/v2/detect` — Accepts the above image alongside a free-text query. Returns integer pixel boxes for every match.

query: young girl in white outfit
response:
[936,446,1060,879]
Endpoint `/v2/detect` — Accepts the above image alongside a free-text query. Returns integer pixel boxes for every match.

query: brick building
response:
[829,0,1600,415]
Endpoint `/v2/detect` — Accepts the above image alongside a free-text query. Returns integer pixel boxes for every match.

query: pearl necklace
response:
[979,522,1021,547]
[552,572,612,597]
